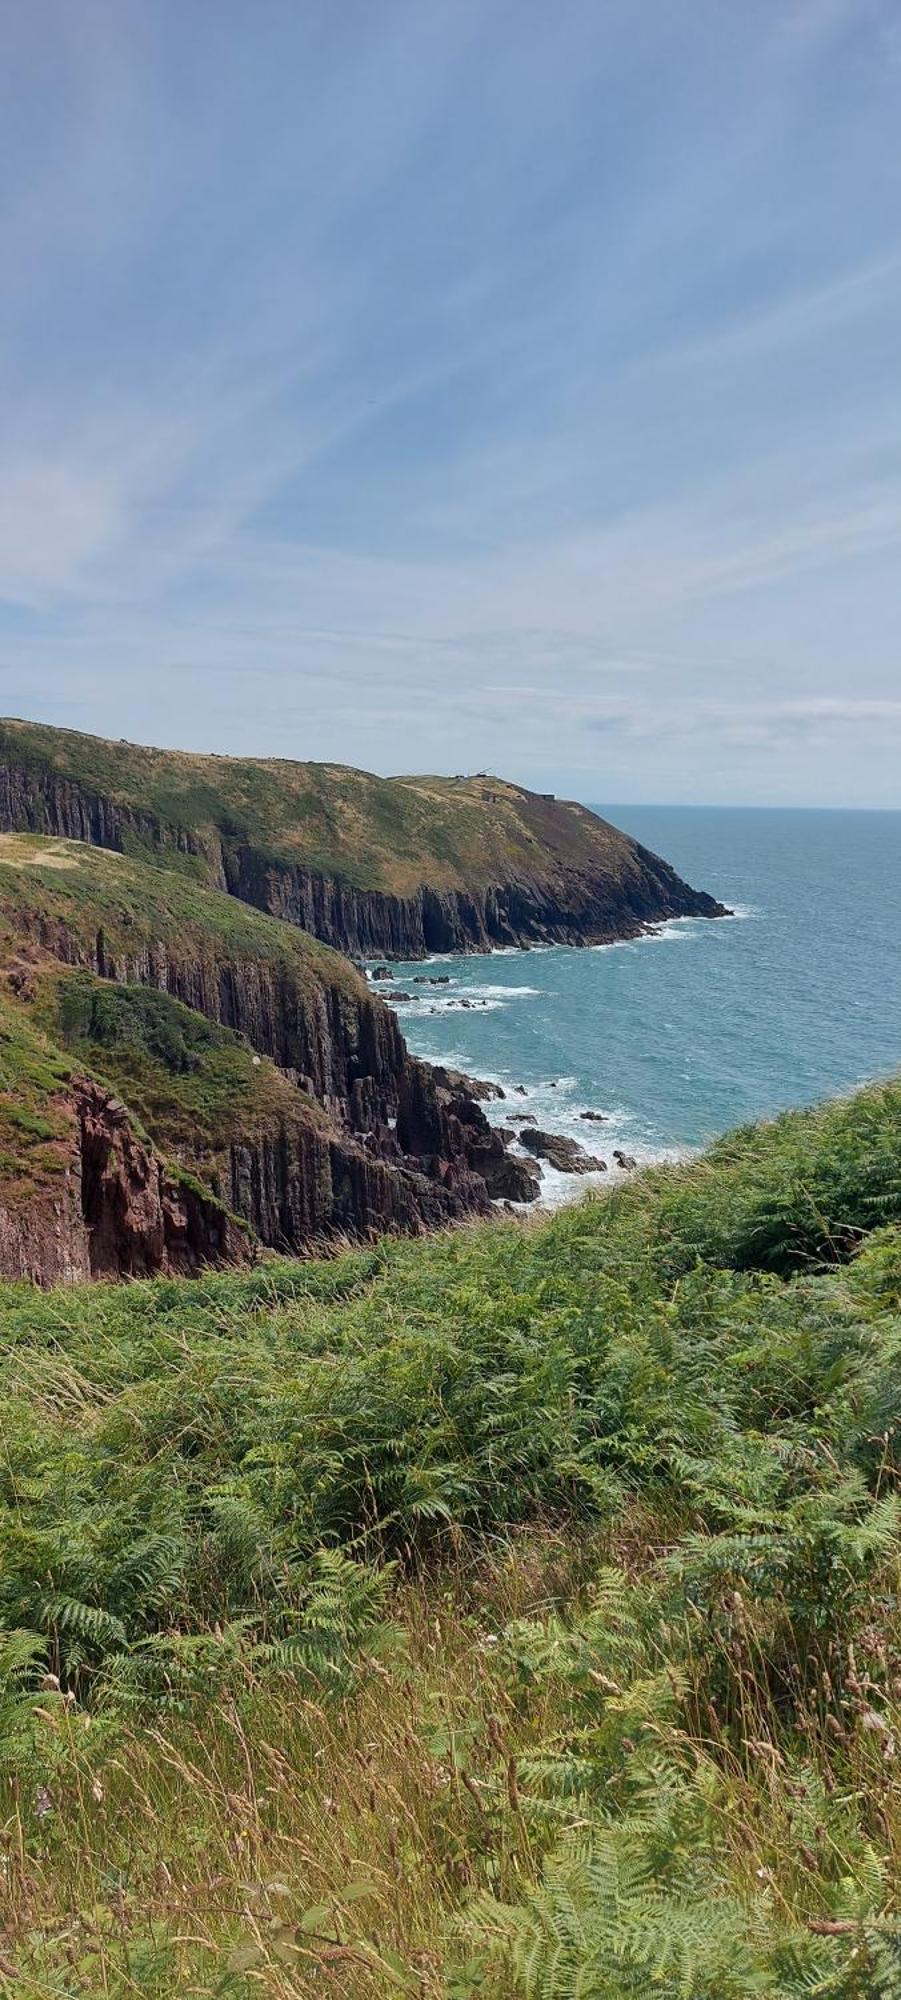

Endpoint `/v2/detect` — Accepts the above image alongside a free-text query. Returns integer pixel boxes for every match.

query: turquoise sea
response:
[376,808,901,1199]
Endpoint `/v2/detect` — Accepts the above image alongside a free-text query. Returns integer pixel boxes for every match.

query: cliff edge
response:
[0,719,727,957]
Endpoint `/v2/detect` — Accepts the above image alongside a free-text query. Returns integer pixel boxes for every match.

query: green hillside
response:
[0,717,724,919]
[0,1080,899,1993]
[0,831,361,997]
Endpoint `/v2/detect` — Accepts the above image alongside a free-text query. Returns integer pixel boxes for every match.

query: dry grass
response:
[0,1531,598,1999]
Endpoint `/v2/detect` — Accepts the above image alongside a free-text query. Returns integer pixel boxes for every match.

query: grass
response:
[0,949,330,1220]
[0,995,74,1199]
[0,833,363,999]
[0,1079,899,1993]
[0,719,682,899]
[43,966,326,1166]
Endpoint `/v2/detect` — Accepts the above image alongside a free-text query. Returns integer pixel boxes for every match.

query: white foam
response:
[592,918,702,951]
[461,983,541,999]
[392,994,506,1015]
[527,1133,693,1212]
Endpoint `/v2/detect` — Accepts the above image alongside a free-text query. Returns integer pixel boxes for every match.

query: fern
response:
[463,1828,769,1997]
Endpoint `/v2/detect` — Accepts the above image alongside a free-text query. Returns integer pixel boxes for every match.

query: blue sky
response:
[2,0,901,804]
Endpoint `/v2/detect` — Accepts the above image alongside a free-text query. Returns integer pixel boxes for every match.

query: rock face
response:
[0,729,729,959]
[76,1080,249,1279]
[397,1061,541,1204]
[0,845,529,1249]
[0,1078,250,1287]
[428,1065,505,1103]
[225,854,713,958]
[0,726,692,1280]
[0,840,502,1277]
[28,915,414,1128]
[225,1117,490,1252]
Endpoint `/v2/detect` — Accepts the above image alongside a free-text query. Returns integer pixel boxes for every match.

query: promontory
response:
[0,719,727,958]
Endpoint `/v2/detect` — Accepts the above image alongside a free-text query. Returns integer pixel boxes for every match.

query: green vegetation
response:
[45,965,323,1166]
[0,1081,899,1994]
[0,833,361,998]
[51,963,306,1148]
[0,718,670,897]
[0,994,74,1199]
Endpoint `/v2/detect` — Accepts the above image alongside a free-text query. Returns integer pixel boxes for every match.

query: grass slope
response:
[0,992,74,1207]
[1,716,694,898]
[46,965,327,1161]
[0,1081,900,1994]
[0,832,363,999]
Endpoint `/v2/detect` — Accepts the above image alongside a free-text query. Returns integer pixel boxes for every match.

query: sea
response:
[371,807,901,1204]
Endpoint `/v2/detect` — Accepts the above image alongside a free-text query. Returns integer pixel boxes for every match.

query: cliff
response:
[0,837,531,1280]
[0,719,727,956]
[0,995,249,1284]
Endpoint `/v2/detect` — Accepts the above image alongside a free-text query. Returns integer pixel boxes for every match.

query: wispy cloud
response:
[0,0,899,803]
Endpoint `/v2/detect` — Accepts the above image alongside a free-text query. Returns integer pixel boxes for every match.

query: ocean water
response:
[373,808,901,1203]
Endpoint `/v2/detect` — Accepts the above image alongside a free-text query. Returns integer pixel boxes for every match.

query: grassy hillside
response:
[0,832,362,998]
[0,715,717,903]
[0,1081,899,1993]
[0,988,75,1205]
[48,965,329,1157]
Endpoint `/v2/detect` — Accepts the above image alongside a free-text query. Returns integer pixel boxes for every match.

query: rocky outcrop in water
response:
[518,1128,607,1174]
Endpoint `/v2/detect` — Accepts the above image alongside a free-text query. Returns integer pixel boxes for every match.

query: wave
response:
[460,983,541,999]
[391,994,506,1015]
[591,920,698,951]
[508,1136,692,1214]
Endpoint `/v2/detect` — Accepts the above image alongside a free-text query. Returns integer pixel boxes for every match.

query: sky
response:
[2,1,901,806]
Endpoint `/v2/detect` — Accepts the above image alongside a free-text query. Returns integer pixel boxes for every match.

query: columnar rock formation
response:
[0,721,728,1282]
[0,720,728,958]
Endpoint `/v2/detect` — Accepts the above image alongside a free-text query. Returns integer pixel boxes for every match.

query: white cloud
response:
[0,0,899,804]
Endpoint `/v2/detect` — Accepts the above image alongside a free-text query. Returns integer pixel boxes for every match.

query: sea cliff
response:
[0,720,727,957]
